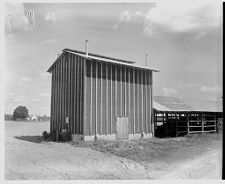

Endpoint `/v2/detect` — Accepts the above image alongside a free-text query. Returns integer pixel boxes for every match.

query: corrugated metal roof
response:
[47,49,159,72]
[64,48,135,64]
[153,96,222,112]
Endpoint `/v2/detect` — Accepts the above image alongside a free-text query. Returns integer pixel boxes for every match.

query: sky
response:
[4,1,222,116]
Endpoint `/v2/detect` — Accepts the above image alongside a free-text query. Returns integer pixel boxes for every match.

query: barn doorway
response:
[116,117,129,140]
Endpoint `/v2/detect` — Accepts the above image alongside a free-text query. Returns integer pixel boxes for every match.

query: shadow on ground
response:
[14,136,43,143]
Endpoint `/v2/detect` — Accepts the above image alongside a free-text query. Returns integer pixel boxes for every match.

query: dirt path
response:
[159,149,222,179]
[5,136,151,180]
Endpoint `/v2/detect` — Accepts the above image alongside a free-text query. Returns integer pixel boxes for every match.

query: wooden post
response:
[187,113,190,134]
[215,113,218,134]
[201,113,204,133]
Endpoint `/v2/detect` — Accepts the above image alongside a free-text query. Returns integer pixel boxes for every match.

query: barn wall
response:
[84,59,153,136]
[50,53,84,134]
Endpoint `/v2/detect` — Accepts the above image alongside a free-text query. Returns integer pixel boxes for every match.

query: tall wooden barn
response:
[47,45,158,141]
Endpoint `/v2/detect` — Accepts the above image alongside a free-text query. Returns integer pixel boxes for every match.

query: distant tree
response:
[13,106,29,120]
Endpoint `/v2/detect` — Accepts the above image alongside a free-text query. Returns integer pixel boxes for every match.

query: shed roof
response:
[153,96,223,113]
[47,49,159,72]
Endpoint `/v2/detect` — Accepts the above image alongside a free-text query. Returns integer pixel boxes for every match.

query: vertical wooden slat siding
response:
[133,67,135,134]
[150,71,153,136]
[70,54,73,132]
[110,64,113,134]
[77,57,79,133]
[106,63,108,135]
[146,71,148,132]
[68,54,70,131]
[137,70,140,133]
[52,67,56,131]
[128,68,130,121]
[115,65,117,116]
[62,55,65,130]
[80,57,83,134]
[50,52,155,138]
[120,65,122,116]
[63,57,66,130]
[79,57,82,134]
[77,57,80,133]
[57,60,60,132]
[74,55,77,134]
[95,61,98,136]
[89,61,93,135]
[124,66,126,116]
[71,54,74,133]
[55,64,58,132]
[77,56,80,133]
[59,59,62,132]
[82,58,85,134]
[100,62,103,135]
[141,70,144,132]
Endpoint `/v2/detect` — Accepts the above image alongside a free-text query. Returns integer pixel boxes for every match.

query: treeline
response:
[4,114,50,122]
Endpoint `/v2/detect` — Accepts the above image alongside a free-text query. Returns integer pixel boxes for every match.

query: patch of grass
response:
[71,133,222,165]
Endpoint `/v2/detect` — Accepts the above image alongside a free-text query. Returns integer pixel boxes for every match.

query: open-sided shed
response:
[47,47,158,141]
[153,96,223,137]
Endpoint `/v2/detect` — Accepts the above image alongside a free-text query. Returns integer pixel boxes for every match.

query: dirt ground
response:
[5,121,222,180]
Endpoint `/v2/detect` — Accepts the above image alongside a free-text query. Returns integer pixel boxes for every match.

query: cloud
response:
[40,72,50,77]
[21,77,32,82]
[31,98,40,103]
[5,3,30,33]
[41,39,59,44]
[143,0,221,36]
[45,12,56,24]
[40,92,51,98]
[113,10,131,30]
[135,11,142,16]
[163,87,178,97]
[179,83,202,88]
[199,85,222,93]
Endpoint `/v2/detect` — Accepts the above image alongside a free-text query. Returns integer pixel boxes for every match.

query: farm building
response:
[153,96,223,137]
[47,45,159,141]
